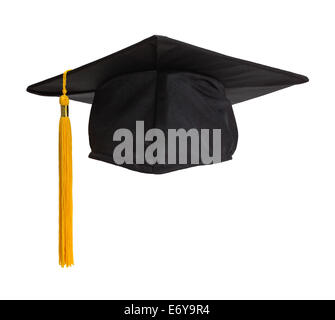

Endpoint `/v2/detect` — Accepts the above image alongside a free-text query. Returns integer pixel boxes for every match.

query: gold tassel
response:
[59,70,74,267]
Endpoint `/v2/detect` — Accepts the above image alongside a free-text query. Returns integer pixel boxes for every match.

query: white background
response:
[0,0,334,300]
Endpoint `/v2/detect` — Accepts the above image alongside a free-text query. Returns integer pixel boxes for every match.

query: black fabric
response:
[27,35,308,174]
[27,35,308,105]
[89,71,237,173]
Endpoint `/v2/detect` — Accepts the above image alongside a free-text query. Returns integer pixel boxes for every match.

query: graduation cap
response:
[27,35,308,267]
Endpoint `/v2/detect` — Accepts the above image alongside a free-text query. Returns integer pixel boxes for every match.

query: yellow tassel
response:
[59,70,74,267]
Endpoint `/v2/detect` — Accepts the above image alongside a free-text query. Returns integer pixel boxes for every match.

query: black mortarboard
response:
[27,35,308,266]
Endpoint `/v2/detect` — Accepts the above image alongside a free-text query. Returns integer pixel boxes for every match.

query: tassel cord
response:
[59,69,74,267]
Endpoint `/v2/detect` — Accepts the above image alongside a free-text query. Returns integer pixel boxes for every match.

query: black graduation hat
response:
[28,35,308,174]
[27,35,308,266]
